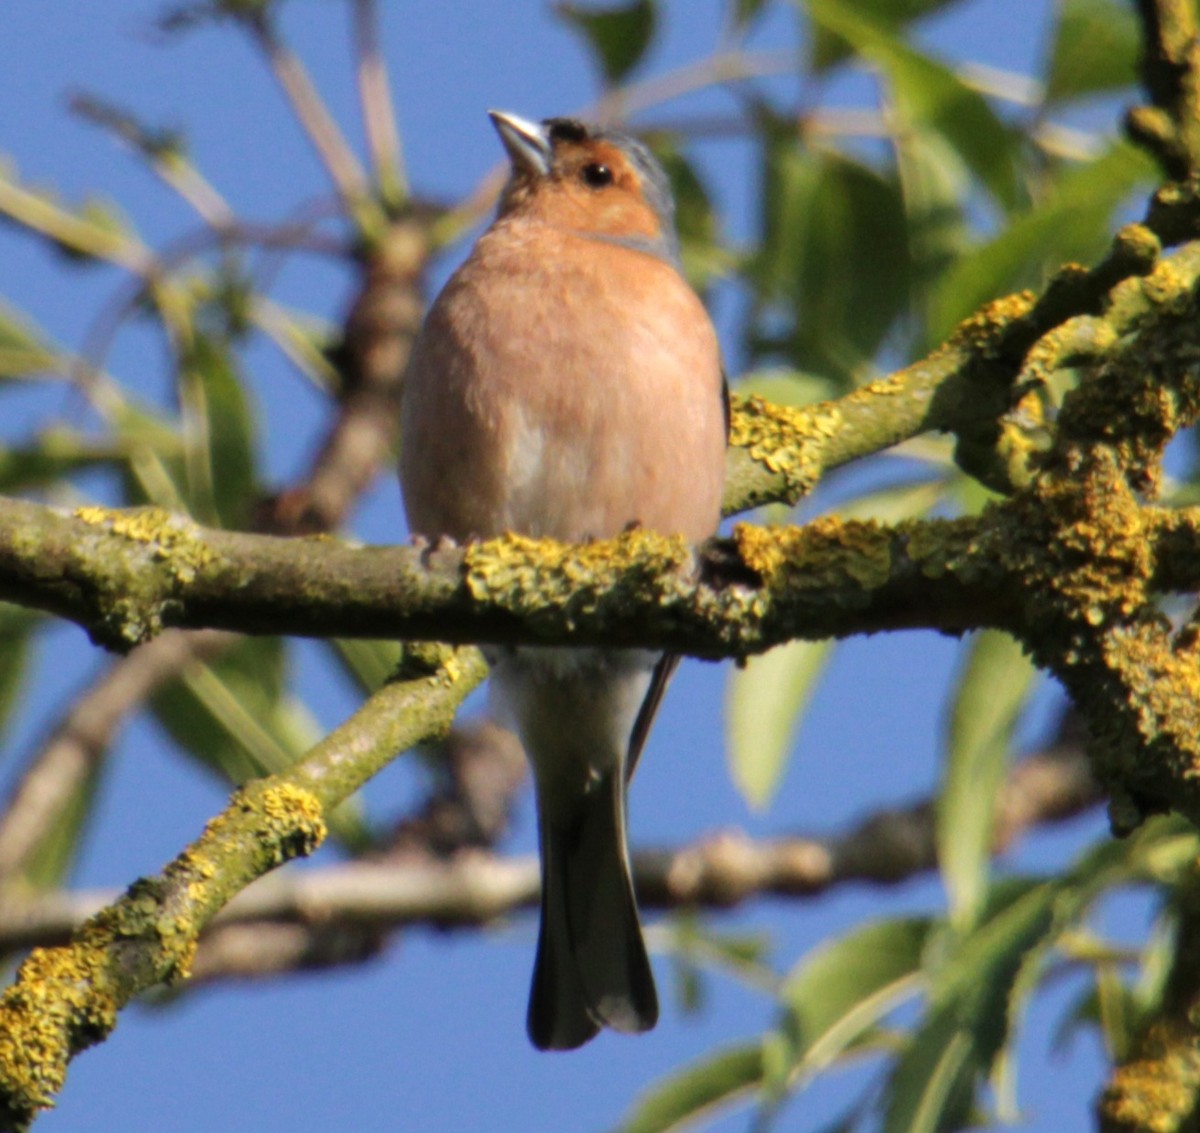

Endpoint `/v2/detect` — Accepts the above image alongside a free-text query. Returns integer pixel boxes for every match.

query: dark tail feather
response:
[626,654,679,782]
[527,770,658,1050]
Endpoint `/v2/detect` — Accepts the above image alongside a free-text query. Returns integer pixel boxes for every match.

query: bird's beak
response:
[488,110,552,177]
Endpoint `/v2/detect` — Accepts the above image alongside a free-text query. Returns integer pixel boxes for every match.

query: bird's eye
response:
[581,163,614,188]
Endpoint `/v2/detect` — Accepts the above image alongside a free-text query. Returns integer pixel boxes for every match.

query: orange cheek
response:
[537,184,662,242]
[594,194,661,241]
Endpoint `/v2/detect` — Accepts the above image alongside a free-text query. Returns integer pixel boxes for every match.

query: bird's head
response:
[487,110,680,266]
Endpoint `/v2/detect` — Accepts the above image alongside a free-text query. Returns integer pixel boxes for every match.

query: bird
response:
[399,110,728,1050]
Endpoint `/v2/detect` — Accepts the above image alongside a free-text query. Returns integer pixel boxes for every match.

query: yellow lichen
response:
[256,782,327,862]
[1112,222,1161,266]
[0,940,118,1116]
[1099,1019,1200,1133]
[859,372,908,397]
[977,446,1153,682]
[945,290,1038,356]
[1142,256,1195,314]
[73,505,217,585]
[167,937,199,984]
[727,394,839,500]
[732,518,892,592]
[1022,315,1117,386]
[732,523,798,582]
[463,529,692,616]
[1099,627,1200,781]
[72,505,111,527]
[441,653,464,685]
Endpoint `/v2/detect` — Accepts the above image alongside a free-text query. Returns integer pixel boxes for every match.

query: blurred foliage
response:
[557,0,659,83]
[0,0,1183,1128]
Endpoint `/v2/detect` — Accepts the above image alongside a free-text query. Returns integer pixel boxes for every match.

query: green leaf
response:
[727,469,946,808]
[882,1002,979,1133]
[665,915,775,1019]
[181,330,258,528]
[0,604,41,751]
[728,0,770,31]
[925,142,1153,344]
[1057,816,1195,917]
[329,638,402,695]
[1052,910,1170,1063]
[751,125,911,382]
[805,0,965,72]
[0,303,58,380]
[0,434,125,494]
[726,639,832,808]
[806,0,1021,210]
[0,602,98,890]
[150,637,367,845]
[150,636,293,785]
[938,631,1036,930]
[110,400,190,509]
[668,915,773,977]
[1044,0,1139,104]
[20,763,104,891]
[557,0,657,84]
[894,120,975,321]
[932,877,1056,1007]
[0,159,140,266]
[618,1043,765,1133]
[885,880,1058,1132]
[781,918,932,1074]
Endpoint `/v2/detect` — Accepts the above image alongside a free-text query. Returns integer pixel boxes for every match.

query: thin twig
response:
[69,91,236,231]
[352,0,405,205]
[249,17,377,229]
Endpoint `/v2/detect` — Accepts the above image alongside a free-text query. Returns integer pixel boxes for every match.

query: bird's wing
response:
[625,653,681,782]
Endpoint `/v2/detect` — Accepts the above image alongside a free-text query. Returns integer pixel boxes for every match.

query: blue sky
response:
[0,2,1127,1130]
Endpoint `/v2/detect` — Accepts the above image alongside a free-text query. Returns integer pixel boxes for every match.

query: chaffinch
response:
[399,111,728,1049]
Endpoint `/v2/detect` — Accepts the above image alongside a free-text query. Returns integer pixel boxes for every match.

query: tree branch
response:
[1128,0,1200,178]
[351,0,406,207]
[0,644,485,1130]
[1098,865,1200,1133]
[0,495,1008,651]
[248,14,383,237]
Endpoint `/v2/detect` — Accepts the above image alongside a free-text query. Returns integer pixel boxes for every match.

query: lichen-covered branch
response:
[0,495,1005,653]
[0,491,1196,653]
[1098,867,1200,1133]
[1128,0,1200,178]
[724,222,1162,510]
[0,644,485,1130]
[1002,241,1200,833]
